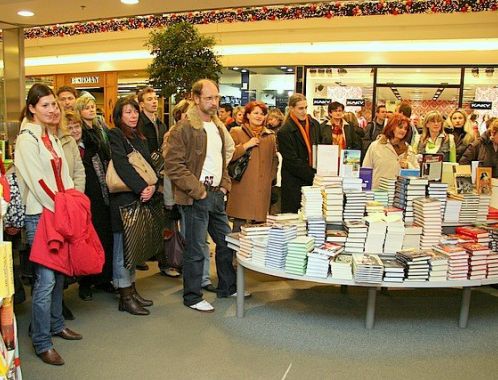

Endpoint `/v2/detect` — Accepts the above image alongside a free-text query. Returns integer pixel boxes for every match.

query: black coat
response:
[277,115,321,213]
[459,132,498,178]
[319,121,364,152]
[108,127,154,232]
[137,112,167,153]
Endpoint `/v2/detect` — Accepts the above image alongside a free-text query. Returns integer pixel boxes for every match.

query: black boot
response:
[118,287,149,315]
[131,282,153,307]
[62,301,75,320]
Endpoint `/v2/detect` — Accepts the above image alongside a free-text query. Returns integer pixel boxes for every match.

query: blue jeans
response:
[112,233,136,288]
[180,189,236,306]
[26,214,65,354]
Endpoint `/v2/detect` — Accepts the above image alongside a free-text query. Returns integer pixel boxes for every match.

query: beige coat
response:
[226,125,278,221]
[363,137,419,189]
[58,131,86,192]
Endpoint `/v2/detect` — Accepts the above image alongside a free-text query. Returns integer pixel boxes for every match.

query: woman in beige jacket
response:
[363,113,419,189]
[226,101,278,232]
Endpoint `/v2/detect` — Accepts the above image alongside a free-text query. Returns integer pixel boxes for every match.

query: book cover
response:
[476,167,492,195]
[400,168,420,177]
[455,175,474,194]
[316,144,339,176]
[421,153,444,182]
[339,149,361,178]
[359,167,373,191]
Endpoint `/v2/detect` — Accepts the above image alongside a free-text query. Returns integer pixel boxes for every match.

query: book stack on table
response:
[395,249,431,282]
[433,244,469,280]
[394,176,428,224]
[373,189,389,207]
[383,215,405,257]
[378,177,396,206]
[477,194,491,223]
[444,198,462,223]
[413,197,442,250]
[460,242,490,280]
[267,213,307,236]
[427,251,449,281]
[427,182,448,218]
[301,186,323,220]
[306,242,343,279]
[326,229,347,247]
[344,220,367,254]
[285,236,315,276]
[364,215,386,254]
[239,224,271,262]
[307,216,326,248]
[455,226,491,246]
[265,225,297,270]
[321,184,344,223]
[402,225,423,250]
[343,192,367,221]
[330,255,353,280]
[365,201,384,217]
[352,254,384,284]
[381,258,405,283]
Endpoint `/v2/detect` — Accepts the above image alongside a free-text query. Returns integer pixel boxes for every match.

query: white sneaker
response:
[230,291,252,298]
[189,300,215,313]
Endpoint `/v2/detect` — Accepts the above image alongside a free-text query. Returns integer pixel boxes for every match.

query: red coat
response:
[30,189,105,276]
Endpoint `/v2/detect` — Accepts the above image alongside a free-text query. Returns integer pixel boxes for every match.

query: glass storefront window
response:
[462,67,498,133]
[305,67,374,123]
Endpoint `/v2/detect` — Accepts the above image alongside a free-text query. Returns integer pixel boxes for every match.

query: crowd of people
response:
[12,79,498,366]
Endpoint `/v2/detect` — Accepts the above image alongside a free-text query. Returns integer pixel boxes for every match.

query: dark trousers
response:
[180,189,236,306]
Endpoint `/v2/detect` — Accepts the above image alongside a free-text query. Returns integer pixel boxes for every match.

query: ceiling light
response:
[286,68,293,72]
[241,69,248,73]
[280,66,287,70]
[121,0,139,4]
[471,68,479,77]
[232,67,239,71]
[485,67,495,77]
[17,10,34,17]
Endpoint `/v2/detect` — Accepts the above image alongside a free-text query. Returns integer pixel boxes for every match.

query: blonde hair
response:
[445,109,475,145]
[343,112,359,128]
[421,110,447,143]
[285,93,307,123]
[490,119,498,134]
[74,96,97,127]
[267,108,284,122]
[61,110,81,134]
[172,99,192,122]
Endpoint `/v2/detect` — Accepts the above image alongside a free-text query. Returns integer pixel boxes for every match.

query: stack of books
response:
[433,244,469,280]
[383,214,405,257]
[306,242,343,278]
[381,258,405,283]
[373,189,389,207]
[487,250,498,279]
[301,186,323,220]
[449,193,479,224]
[461,242,489,280]
[321,184,344,223]
[313,175,342,188]
[394,176,428,224]
[326,229,348,246]
[402,225,423,250]
[342,177,363,193]
[477,194,491,223]
[343,192,367,221]
[226,232,240,252]
[238,235,255,260]
[485,223,498,253]
[285,236,315,276]
[267,213,307,236]
[444,198,462,223]
[378,177,396,206]
[385,206,404,219]
[364,215,386,254]
[395,249,431,282]
[427,182,448,218]
[239,224,271,261]
[251,236,269,266]
[307,216,326,247]
[413,197,442,250]
[330,255,353,280]
[344,220,368,253]
[352,254,384,284]
[427,250,449,281]
[488,207,498,220]
[365,201,385,216]
[455,226,491,245]
[265,225,297,270]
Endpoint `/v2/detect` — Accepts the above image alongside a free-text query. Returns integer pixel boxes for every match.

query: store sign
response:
[346,99,365,107]
[470,101,492,110]
[313,98,331,106]
[71,76,100,85]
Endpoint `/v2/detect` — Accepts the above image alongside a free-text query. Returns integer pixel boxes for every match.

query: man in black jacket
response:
[362,104,387,157]
[137,87,168,154]
[320,101,363,152]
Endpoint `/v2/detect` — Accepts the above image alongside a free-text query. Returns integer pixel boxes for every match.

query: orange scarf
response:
[290,113,312,165]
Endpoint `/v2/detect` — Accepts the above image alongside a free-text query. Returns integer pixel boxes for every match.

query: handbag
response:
[163,221,184,269]
[150,149,165,179]
[119,194,165,269]
[227,149,252,182]
[106,142,158,193]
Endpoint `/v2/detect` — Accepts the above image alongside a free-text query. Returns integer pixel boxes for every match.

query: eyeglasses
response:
[201,95,221,102]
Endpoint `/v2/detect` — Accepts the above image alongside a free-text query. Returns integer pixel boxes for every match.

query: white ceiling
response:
[0,0,309,29]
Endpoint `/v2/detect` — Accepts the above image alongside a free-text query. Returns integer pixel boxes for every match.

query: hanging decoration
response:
[22,0,497,39]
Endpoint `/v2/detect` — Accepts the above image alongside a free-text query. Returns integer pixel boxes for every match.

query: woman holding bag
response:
[108,96,156,316]
[226,101,278,232]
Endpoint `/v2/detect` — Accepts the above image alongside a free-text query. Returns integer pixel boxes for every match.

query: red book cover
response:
[455,226,489,239]
[460,242,490,252]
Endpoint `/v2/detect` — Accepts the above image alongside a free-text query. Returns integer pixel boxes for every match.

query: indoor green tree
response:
[146,22,223,100]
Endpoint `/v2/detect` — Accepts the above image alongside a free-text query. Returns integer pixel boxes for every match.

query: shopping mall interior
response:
[1,1,498,379]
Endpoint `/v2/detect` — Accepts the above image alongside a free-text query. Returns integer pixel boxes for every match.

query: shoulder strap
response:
[19,128,39,142]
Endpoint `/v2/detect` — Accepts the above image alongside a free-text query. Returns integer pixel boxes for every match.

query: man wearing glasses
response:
[164,79,239,312]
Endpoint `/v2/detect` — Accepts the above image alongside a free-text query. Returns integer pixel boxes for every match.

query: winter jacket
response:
[138,112,167,153]
[363,137,419,189]
[30,189,105,276]
[459,131,498,178]
[277,115,322,213]
[226,125,278,221]
[319,120,364,152]
[163,107,232,206]
[15,121,74,214]
[412,132,457,163]
[58,131,85,192]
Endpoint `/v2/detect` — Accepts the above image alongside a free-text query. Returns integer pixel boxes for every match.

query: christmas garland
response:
[23,0,498,39]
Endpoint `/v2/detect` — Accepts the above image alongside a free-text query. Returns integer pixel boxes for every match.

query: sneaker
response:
[188,300,215,313]
[161,268,181,278]
[230,291,252,298]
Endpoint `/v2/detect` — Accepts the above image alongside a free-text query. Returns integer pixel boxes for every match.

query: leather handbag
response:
[106,145,158,193]
[163,221,185,270]
[227,148,252,182]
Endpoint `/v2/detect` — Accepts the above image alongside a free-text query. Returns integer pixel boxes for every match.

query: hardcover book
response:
[476,167,492,195]
[339,149,361,178]
[421,153,444,181]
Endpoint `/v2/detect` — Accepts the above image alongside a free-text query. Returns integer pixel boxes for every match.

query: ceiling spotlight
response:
[280,66,287,70]
[241,69,248,73]
[17,10,34,17]
[338,68,348,76]
[121,0,139,4]
[471,68,479,78]
[286,68,293,72]
[232,67,240,71]
[485,67,495,77]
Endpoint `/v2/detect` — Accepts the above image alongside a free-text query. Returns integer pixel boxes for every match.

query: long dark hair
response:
[112,96,144,139]
[25,83,55,121]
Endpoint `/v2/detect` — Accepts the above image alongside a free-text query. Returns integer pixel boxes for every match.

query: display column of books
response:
[0,185,22,379]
